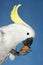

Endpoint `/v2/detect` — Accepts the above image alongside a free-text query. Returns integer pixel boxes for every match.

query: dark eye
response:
[27,33,29,35]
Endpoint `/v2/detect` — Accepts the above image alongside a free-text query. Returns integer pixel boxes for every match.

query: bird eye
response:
[27,33,29,35]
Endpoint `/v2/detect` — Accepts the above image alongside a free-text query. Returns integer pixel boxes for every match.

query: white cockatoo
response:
[0,4,35,64]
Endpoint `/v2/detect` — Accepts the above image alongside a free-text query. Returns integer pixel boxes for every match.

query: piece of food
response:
[21,46,30,51]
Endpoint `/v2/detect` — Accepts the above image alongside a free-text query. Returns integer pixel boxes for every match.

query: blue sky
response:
[0,0,43,65]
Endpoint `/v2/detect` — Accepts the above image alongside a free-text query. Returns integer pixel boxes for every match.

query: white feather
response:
[9,53,15,61]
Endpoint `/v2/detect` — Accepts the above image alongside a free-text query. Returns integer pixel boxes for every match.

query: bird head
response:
[10,4,35,55]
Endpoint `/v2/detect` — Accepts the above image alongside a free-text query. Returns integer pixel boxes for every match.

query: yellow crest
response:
[10,4,27,26]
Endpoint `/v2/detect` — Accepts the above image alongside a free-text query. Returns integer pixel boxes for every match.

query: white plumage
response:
[0,4,35,64]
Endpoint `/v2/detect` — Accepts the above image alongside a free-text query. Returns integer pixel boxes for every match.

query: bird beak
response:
[22,37,33,47]
[19,37,33,55]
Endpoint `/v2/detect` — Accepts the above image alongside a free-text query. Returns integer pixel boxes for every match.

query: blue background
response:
[0,0,43,65]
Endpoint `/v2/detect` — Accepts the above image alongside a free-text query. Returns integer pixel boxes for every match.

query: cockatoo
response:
[0,4,35,64]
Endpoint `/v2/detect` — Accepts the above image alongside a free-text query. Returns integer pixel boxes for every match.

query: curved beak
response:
[22,37,33,47]
[18,37,33,56]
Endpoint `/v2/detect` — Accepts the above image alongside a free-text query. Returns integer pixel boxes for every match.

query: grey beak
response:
[22,37,33,47]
